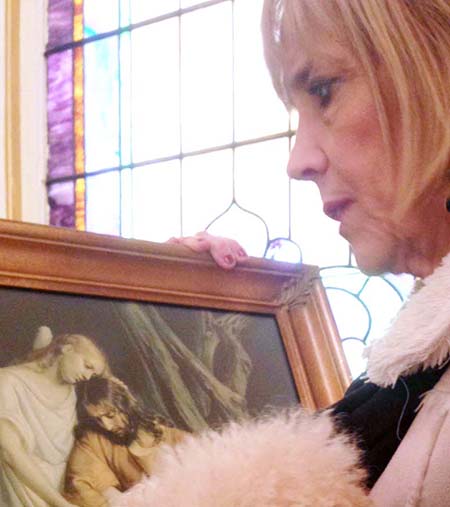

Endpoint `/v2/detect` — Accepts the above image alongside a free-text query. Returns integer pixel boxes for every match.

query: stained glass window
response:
[46,0,414,379]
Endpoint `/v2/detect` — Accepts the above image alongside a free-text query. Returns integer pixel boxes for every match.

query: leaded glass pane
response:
[120,31,132,167]
[235,138,290,240]
[48,181,76,228]
[234,0,288,140]
[47,50,74,180]
[180,0,206,8]
[290,179,350,266]
[265,239,302,264]
[84,0,119,36]
[85,171,121,235]
[360,276,409,345]
[84,37,120,173]
[120,0,131,27]
[207,203,269,257]
[120,168,133,238]
[48,0,73,49]
[182,150,233,235]
[131,161,181,242]
[341,339,366,379]
[130,1,179,23]
[181,3,233,151]
[131,20,180,162]
[321,266,367,293]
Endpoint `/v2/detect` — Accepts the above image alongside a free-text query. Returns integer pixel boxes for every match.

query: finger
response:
[167,237,182,244]
[210,249,237,270]
[180,236,212,253]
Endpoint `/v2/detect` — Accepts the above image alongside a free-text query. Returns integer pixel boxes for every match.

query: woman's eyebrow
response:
[282,62,313,107]
[287,62,313,91]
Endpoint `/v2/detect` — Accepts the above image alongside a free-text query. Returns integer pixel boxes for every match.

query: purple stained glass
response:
[48,181,76,228]
[47,0,74,50]
[47,50,74,181]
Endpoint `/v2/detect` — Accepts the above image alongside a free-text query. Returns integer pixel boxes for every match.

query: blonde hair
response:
[263,0,450,218]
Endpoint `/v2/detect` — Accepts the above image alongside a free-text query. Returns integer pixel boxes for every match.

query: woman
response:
[121,1,450,506]
[0,332,109,507]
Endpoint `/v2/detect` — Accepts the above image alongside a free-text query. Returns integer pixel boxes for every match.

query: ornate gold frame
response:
[0,219,350,409]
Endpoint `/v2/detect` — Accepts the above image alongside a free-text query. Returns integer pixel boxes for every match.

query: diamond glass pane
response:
[131,161,181,242]
[182,150,233,235]
[84,0,119,36]
[235,138,290,240]
[85,171,121,235]
[181,3,233,151]
[84,37,120,172]
[234,0,288,140]
[131,20,180,162]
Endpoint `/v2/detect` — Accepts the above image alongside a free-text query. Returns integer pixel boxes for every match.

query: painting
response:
[0,220,350,507]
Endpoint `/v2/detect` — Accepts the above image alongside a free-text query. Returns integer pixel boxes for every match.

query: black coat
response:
[331,365,449,488]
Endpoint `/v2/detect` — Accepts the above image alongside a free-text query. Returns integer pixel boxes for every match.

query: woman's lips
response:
[323,199,353,221]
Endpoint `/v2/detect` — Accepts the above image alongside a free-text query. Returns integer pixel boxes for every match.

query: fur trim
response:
[113,410,370,507]
[365,252,450,387]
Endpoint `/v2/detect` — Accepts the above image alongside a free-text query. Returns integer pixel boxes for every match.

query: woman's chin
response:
[351,240,397,276]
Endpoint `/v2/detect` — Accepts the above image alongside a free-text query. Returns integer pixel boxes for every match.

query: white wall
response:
[0,0,6,219]
[0,0,48,224]
[19,0,48,224]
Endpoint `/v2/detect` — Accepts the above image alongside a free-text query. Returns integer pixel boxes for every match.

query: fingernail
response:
[238,249,247,258]
[224,255,234,265]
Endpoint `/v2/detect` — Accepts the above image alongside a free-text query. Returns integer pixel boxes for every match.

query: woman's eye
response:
[308,78,339,108]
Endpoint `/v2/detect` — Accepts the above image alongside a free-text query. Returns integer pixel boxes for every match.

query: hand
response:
[168,232,247,270]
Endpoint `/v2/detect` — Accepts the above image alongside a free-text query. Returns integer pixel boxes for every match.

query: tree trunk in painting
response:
[111,302,252,432]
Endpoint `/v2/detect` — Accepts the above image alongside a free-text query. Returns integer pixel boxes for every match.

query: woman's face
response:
[282,39,405,275]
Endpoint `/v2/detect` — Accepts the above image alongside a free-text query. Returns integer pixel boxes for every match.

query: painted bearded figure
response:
[64,376,186,507]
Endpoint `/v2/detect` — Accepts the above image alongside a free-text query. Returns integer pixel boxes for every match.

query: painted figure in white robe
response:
[0,331,108,507]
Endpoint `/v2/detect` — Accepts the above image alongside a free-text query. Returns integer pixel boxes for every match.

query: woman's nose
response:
[287,120,328,181]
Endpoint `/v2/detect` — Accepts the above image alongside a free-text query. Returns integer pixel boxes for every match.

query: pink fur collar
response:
[365,252,450,387]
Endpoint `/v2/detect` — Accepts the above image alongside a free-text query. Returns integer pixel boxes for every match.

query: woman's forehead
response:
[281,41,356,101]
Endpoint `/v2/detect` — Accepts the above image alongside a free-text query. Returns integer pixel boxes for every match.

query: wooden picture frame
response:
[0,219,350,415]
